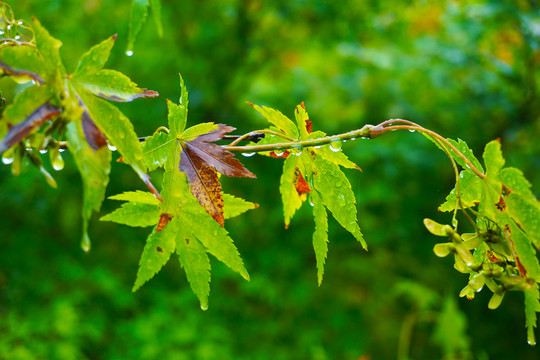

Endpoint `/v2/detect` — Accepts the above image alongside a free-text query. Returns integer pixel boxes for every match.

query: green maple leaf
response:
[250,102,365,285]
[0,20,159,248]
[102,77,257,307]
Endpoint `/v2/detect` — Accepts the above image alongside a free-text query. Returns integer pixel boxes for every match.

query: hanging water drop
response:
[81,234,91,253]
[409,129,415,133]
[201,304,208,311]
[309,197,314,207]
[108,144,117,151]
[125,50,134,57]
[329,139,342,152]
[39,149,48,154]
[2,154,14,164]
[0,30,4,35]
[350,137,356,141]
[6,25,11,30]
[14,35,20,40]
[241,152,256,157]
[59,148,66,153]
[293,149,302,156]
[274,150,284,157]
[314,145,322,149]
[50,150,64,171]
[17,20,23,25]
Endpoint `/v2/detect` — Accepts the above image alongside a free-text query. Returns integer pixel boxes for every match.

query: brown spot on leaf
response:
[294,168,311,196]
[305,119,312,134]
[156,246,164,253]
[516,257,527,277]
[185,238,191,246]
[501,184,512,197]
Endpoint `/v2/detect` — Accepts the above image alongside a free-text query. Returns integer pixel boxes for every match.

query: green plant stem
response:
[223,124,376,153]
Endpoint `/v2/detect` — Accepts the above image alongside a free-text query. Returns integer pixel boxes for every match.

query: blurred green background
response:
[1,0,539,359]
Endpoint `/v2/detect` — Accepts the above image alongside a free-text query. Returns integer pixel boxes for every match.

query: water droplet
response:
[409,129,415,133]
[31,80,36,85]
[452,218,458,229]
[51,152,64,171]
[314,145,322,149]
[108,144,117,151]
[309,197,314,207]
[125,50,134,57]
[2,155,14,164]
[329,140,342,152]
[6,25,11,30]
[274,150,284,157]
[0,30,4,35]
[81,235,91,253]
[14,35,20,40]
[338,195,346,206]
[350,137,356,141]
[241,152,255,157]
[39,149,48,154]
[59,148,66,153]
[291,144,302,149]
[17,20,23,25]
[201,304,208,311]
[342,139,347,143]
[527,339,536,346]
[293,149,302,156]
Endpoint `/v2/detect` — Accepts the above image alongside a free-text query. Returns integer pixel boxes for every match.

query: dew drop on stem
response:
[329,139,342,152]
[125,50,134,57]
[108,144,117,151]
[241,152,256,157]
[274,150,284,157]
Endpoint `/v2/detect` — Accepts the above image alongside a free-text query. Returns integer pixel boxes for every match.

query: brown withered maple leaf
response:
[180,124,256,226]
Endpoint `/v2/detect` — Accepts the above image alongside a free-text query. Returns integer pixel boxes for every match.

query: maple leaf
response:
[101,76,257,307]
[180,124,256,226]
[250,101,365,284]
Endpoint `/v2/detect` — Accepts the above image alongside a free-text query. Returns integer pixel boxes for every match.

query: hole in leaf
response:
[495,197,506,212]
[156,246,164,254]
